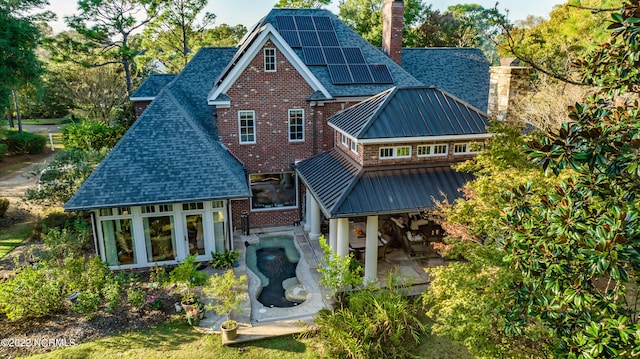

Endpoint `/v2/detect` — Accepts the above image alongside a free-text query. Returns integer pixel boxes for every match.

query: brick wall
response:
[133,100,151,118]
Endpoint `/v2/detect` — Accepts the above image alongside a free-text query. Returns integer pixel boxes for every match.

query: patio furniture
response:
[402,231,430,258]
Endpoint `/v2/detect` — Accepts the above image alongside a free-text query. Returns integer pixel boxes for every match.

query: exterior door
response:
[183,213,207,259]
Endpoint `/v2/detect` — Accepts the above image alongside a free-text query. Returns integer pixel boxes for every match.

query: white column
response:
[304,191,311,232]
[329,218,338,253]
[364,215,379,283]
[337,217,350,258]
[309,195,321,240]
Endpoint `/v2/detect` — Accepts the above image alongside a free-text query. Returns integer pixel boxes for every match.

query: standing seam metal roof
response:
[329,87,490,139]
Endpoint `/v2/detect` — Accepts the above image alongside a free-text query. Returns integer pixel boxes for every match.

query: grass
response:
[28,321,324,359]
[0,221,33,258]
[1,118,71,126]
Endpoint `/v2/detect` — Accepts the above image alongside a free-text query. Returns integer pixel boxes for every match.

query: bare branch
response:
[567,4,620,13]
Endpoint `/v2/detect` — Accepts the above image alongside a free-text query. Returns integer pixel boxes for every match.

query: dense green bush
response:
[102,279,121,313]
[0,198,9,217]
[62,120,125,151]
[5,131,46,155]
[41,218,91,265]
[73,291,102,319]
[0,143,7,161]
[315,274,426,359]
[0,264,64,321]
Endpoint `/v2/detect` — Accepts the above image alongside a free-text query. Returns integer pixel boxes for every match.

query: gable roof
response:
[402,48,490,112]
[65,47,249,211]
[296,149,472,217]
[246,9,422,98]
[130,74,177,100]
[329,86,490,142]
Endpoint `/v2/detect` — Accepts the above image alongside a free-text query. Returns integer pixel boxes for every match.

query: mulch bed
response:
[0,288,181,358]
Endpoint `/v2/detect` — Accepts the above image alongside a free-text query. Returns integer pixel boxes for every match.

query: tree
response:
[500,1,640,356]
[499,0,624,85]
[141,0,215,73]
[61,0,164,94]
[0,0,53,132]
[338,0,428,47]
[274,0,330,8]
[413,7,462,47]
[199,24,247,47]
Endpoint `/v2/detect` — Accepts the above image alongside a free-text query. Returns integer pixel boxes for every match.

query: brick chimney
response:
[382,0,403,65]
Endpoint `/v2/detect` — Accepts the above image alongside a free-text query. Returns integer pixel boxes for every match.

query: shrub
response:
[0,143,7,161]
[41,218,91,265]
[0,264,63,321]
[0,198,9,217]
[209,250,239,269]
[62,120,125,151]
[126,284,146,309]
[315,273,426,359]
[169,253,207,288]
[73,291,102,320]
[102,279,121,313]
[149,265,169,285]
[5,131,46,155]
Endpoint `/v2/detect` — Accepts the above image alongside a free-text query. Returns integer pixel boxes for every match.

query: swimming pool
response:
[245,233,308,308]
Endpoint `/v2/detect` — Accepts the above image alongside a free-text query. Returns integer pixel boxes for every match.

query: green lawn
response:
[27,322,324,359]
[1,118,71,126]
[24,319,472,359]
[0,221,33,258]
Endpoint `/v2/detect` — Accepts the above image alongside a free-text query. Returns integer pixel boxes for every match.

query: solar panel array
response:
[275,15,394,85]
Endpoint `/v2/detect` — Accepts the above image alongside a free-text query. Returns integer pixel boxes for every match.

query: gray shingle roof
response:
[296,149,472,217]
[329,86,489,139]
[259,8,423,98]
[130,74,177,99]
[65,48,249,211]
[402,48,489,112]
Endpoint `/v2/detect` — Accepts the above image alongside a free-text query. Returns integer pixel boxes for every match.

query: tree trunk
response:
[12,88,22,133]
[123,58,132,96]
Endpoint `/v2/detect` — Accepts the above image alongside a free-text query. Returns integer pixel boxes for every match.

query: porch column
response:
[304,191,312,232]
[364,215,379,283]
[309,195,321,240]
[337,217,350,258]
[329,218,338,253]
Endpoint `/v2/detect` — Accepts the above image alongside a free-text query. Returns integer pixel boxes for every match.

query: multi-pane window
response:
[454,142,484,155]
[380,146,411,159]
[264,48,276,72]
[350,139,358,153]
[288,109,304,142]
[250,172,297,210]
[417,144,448,157]
[341,133,348,146]
[238,110,256,144]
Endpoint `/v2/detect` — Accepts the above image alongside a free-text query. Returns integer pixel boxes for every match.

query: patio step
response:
[222,316,318,345]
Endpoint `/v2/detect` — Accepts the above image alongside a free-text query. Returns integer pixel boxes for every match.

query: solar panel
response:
[343,47,366,64]
[276,16,296,30]
[328,64,353,84]
[318,31,339,47]
[369,64,393,83]
[280,30,301,48]
[313,16,334,31]
[303,47,326,65]
[299,30,320,47]
[323,47,346,64]
[294,16,315,30]
[349,64,374,83]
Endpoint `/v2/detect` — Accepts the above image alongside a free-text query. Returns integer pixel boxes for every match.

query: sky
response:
[46,0,567,34]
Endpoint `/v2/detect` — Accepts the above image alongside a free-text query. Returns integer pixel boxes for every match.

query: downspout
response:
[227,201,234,252]
[311,102,318,155]
[90,211,99,257]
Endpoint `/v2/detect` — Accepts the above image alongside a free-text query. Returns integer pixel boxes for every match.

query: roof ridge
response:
[356,86,396,138]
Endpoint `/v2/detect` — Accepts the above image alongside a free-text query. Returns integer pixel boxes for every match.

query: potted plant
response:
[204,269,247,341]
[169,254,207,312]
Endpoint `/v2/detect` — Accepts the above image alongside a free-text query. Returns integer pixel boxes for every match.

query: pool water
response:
[256,247,297,307]
[245,234,304,308]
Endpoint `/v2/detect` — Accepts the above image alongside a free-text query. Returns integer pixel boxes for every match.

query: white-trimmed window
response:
[264,48,276,72]
[141,204,177,263]
[341,133,348,146]
[380,146,411,159]
[288,109,304,142]
[350,139,358,153]
[454,142,483,155]
[98,207,135,267]
[238,110,256,144]
[417,144,448,157]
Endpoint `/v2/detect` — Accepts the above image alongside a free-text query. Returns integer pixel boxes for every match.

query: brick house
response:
[65,1,493,271]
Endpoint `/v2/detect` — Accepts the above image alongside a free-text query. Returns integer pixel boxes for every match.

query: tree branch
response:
[567,4,620,13]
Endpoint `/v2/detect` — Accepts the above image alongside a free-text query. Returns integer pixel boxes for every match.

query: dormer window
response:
[454,142,483,155]
[264,48,276,72]
[417,144,448,157]
[341,133,348,146]
[380,146,411,159]
[350,139,358,153]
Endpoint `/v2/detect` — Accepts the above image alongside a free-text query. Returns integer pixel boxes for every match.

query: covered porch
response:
[296,149,471,283]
